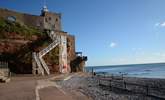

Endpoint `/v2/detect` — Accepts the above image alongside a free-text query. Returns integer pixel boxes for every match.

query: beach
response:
[0,73,165,100]
[56,73,165,100]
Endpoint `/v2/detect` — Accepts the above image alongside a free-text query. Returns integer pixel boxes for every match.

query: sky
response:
[0,0,165,66]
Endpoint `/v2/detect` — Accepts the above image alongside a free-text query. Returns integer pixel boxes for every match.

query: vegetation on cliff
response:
[0,18,59,74]
[0,18,44,39]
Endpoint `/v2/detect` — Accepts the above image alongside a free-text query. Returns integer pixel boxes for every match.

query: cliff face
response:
[0,9,87,74]
[0,18,59,74]
[0,17,82,74]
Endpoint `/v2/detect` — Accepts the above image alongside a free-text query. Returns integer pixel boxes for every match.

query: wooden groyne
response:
[94,74,165,99]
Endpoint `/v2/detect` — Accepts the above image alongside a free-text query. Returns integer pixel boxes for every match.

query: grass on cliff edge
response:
[0,18,59,68]
[0,18,44,39]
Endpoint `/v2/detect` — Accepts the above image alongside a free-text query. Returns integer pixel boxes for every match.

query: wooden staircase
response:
[32,31,60,75]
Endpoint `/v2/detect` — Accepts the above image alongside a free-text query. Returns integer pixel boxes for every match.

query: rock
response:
[0,76,10,83]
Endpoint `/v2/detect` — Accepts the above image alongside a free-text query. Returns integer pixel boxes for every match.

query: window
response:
[56,18,58,22]
[49,17,51,21]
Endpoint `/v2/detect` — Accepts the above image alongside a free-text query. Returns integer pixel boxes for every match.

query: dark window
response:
[49,17,51,21]
[56,18,58,22]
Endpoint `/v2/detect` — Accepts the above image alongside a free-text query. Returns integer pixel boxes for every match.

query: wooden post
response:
[98,78,100,85]
[122,74,124,80]
[124,81,126,89]
[109,80,112,91]
[111,74,113,80]
[146,85,149,95]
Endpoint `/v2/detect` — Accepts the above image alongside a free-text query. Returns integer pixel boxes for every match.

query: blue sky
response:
[0,0,165,66]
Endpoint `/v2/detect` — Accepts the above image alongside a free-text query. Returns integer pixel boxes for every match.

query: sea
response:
[85,63,165,79]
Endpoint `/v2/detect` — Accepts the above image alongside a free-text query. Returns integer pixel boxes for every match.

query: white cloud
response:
[155,22,165,27]
[160,22,165,27]
[110,42,117,48]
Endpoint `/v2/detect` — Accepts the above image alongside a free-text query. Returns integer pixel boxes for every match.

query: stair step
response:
[39,40,59,57]
[33,52,44,75]
[32,31,59,75]
[39,57,50,75]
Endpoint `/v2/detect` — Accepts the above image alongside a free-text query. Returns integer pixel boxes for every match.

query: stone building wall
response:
[67,35,76,62]
[42,12,61,31]
[0,8,62,31]
[23,14,44,30]
[0,8,44,29]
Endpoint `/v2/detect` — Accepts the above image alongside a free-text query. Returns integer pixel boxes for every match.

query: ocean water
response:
[85,63,165,79]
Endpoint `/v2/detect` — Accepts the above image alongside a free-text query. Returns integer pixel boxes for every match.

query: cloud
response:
[110,42,117,48]
[155,22,165,27]
[160,22,165,27]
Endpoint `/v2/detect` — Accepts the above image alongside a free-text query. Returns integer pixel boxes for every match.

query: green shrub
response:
[0,18,44,39]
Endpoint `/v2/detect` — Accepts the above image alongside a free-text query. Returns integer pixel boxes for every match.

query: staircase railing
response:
[39,57,50,75]
[32,31,60,75]
[39,38,59,57]
[33,52,44,75]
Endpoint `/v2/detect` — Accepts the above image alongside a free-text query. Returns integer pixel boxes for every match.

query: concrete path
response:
[0,74,91,100]
[0,76,36,100]
[39,86,73,100]
[36,73,91,100]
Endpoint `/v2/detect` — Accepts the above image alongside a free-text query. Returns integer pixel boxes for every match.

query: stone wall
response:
[0,8,62,31]
[0,8,44,30]
[23,14,44,30]
[67,35,76,62]
[42,12,61,31]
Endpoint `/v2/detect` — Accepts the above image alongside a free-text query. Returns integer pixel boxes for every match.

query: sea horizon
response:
[86,62,165,68]
[85,62,165,79]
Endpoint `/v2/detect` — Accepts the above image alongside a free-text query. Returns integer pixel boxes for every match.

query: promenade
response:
[0,74,91,100]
